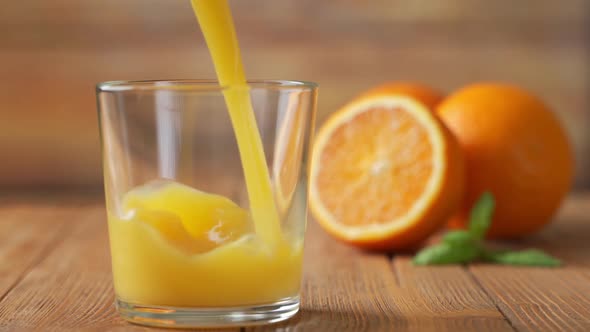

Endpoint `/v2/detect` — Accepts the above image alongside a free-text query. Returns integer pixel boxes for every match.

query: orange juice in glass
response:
[97,0,317,328]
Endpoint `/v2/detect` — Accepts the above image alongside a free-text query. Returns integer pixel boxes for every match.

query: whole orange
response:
[359,82,444,110]
[437,83,574,238]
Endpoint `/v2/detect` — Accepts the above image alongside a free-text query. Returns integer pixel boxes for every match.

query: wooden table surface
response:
[0,194,589,331]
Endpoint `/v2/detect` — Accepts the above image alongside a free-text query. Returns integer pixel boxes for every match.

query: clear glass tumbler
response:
[96,80,317,328]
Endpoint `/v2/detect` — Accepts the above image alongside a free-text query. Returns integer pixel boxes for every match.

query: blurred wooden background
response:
[0,0,588,189]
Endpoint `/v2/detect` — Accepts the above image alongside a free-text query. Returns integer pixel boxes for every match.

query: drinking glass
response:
[96,79,317,327]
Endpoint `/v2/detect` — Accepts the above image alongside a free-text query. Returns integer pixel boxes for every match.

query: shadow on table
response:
[254,308,509,332]
[253,308,399,332]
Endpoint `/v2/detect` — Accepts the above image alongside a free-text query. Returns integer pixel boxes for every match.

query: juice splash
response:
[109,181,302,307]
[190,0,281,246]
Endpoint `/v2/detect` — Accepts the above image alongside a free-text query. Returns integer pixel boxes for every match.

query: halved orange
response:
[309,95,464,250]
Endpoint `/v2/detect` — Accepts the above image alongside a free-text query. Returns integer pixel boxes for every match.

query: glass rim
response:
[96,79,318,93]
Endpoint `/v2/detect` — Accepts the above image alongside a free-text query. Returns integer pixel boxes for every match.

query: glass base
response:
[116,296,300,328]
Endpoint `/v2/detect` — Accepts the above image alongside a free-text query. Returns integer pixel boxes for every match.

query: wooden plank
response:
[468,195,590,331]
[0,203,238,331]
[391,258,514,331]
[249,221,513,332]
[2,0,588,30]
[469,267,590,332]
[0,202,72,301]
[2,19,587,50]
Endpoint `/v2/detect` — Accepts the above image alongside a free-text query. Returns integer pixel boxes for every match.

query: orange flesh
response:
[316,107,434,226]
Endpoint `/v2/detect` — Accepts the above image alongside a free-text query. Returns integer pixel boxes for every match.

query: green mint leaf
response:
[442,230,478,246]
[468,192,495,239]
[413,243,480,265]
[485,249,561,267]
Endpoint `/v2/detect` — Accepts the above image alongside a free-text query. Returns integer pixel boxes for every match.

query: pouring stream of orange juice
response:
[190,0,281,247]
